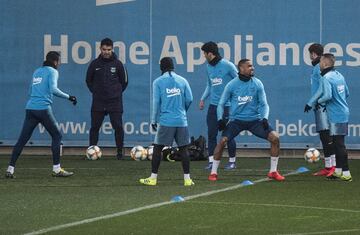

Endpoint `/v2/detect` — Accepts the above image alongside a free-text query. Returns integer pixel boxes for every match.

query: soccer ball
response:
[130,145,148,161]
[146,145,154,160]
[86,145,102,160]
[304,148,320,163]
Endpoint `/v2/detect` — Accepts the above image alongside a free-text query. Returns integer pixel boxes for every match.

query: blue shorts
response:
[223,119,273,141]
[329,122,348,136]
[314,109,329,132]
[154,125,190,147]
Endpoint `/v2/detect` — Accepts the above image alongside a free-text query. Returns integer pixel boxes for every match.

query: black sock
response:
[319,130,335,157]
[151,145,164,174]
[334,135,349,171]
[179,146,190,174]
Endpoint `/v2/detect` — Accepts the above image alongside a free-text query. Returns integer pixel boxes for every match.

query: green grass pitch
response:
[0,155,359,235]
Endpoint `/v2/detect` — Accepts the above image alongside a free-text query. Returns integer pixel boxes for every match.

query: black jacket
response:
[86,53,128,111]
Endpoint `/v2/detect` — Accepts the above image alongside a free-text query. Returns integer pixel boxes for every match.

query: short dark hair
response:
[308,43,324,56]
[100,38,113,47]
[46,51,60,63]
[160,57,174,74]
[238,59,250,67]
[201,41,219,55]
[43,51,60,68]
[322,53,335,66]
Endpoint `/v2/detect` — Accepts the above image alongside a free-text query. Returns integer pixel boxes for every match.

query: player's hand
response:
[262,118,269,130]
[151,123,157,132]
[304,104,312,112]
[218,119,227,131]
[199,100,205,110]
[69,95,77,105]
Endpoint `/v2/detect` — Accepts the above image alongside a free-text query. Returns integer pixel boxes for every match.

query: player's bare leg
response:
[209,137,228,181]
[267,131,285,181]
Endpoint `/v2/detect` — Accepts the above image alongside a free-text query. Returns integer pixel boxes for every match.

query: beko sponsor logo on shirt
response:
[337,85,345,94]
[238,96,253,105]
[166,87,181,97]
[32,77,43,85]
[211,77,222,86]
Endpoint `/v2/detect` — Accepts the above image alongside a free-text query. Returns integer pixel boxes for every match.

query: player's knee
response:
[269,132,280,145]
[219,137,228,146]
[319,130,331,145]
[152,144,163,158]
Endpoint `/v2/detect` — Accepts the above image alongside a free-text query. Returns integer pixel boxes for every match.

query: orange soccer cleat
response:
[208,173,218,181]
[267,171,285,181]
[313,166,335,176]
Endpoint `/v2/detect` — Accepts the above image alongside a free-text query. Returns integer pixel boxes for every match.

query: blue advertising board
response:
[1,0,359,148]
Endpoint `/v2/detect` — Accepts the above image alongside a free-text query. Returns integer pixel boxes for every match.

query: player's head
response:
[43,51,61,69]
[320,53,335,71]
[238,59,254,77]
[160,57,174,75]
[201,41,219,63]
[100,38,113,59]
[308,43,323,61]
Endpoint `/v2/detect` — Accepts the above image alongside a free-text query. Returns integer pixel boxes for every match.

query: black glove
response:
[151,123,157,132]
[304,104,312,113]
[69,95,77,105]
[262,118,269,130]
[218,119,227,131]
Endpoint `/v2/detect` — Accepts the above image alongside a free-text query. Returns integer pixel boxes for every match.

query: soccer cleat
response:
[340,175,353,182]
[184,179,195,186]
[267,171,285,181]
[313,167,335,176]
[52,168,74,177]
[5,171,15,179]
[139,177,157,186]
[204,162,213,170]
[208,173,218,181]
[326,172,341,180]
[224,162,236,170]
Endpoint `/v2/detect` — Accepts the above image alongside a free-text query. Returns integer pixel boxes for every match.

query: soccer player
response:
[208,59,285,181]
[199,41,237,170]
[5,51,77,178]
[86,38,128,160]
[304,43,336,176]
[140,57,194,186]
[317,53,352,181]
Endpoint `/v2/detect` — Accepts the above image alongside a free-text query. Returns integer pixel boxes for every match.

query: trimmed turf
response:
[0,155,359,235]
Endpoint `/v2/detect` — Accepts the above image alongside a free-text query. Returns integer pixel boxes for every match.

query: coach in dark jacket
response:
[86,38,128,159]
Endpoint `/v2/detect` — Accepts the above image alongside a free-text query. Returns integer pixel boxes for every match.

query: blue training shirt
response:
[200,59,238,106]
[217,76,269,121]
[151,71,193,127]
[26,66,69,110]
[318,69,349,123]
[307,63,326,107]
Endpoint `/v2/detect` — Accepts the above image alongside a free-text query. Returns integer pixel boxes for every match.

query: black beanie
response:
[201,41,219,55]
[160,57,174,73]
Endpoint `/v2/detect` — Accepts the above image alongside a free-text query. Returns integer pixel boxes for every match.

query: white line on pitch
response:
[187,201,360,213]
[14,168,107,170]
[24,170,300,235]
[279,228,360,235]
